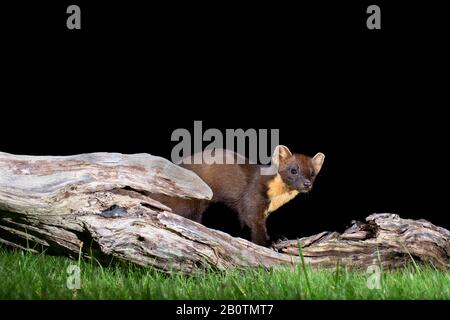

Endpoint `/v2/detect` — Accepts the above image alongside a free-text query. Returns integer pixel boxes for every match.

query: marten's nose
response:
[303,181,312,189]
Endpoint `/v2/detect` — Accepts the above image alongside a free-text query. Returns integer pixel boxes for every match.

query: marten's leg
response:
[190,199,210,223]
[170,198,209,223]
[149,194,209,223]
[236,198,270,246]
[249,219,269,246]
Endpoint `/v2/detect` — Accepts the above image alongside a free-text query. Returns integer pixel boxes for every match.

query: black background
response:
[1,1,449,243]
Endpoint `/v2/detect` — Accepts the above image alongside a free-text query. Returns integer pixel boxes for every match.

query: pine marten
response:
[152,145,325,246]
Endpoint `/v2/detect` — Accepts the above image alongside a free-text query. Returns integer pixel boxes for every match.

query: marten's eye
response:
[310,170,315,177]
[290,168,298,175]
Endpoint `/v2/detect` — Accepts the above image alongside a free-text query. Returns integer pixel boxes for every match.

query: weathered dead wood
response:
[0,151,449,272]
[0,151,299,272]
[273,213,450,269]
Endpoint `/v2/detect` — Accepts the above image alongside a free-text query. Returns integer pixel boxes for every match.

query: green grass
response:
[0,247,449,300]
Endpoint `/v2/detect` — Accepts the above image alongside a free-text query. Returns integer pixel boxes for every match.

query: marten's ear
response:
[312,152,325,174]
[272,145,293,168]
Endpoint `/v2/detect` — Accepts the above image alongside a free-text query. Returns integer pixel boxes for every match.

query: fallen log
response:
[0,151,449,272]
[273,213,450,269]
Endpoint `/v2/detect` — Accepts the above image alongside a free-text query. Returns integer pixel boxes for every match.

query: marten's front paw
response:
[251,235,270,247]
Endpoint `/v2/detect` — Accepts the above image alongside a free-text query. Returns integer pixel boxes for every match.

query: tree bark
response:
[273,213,450,270]
[0,151,449,272]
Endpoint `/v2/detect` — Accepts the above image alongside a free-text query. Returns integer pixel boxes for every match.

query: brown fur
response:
[151,146,325,246]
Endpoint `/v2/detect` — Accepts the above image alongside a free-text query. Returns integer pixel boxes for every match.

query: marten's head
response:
[272,145,325,193]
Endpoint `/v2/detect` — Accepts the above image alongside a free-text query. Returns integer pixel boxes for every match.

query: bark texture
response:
[0,151,448,272]
[273,213,450,269]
